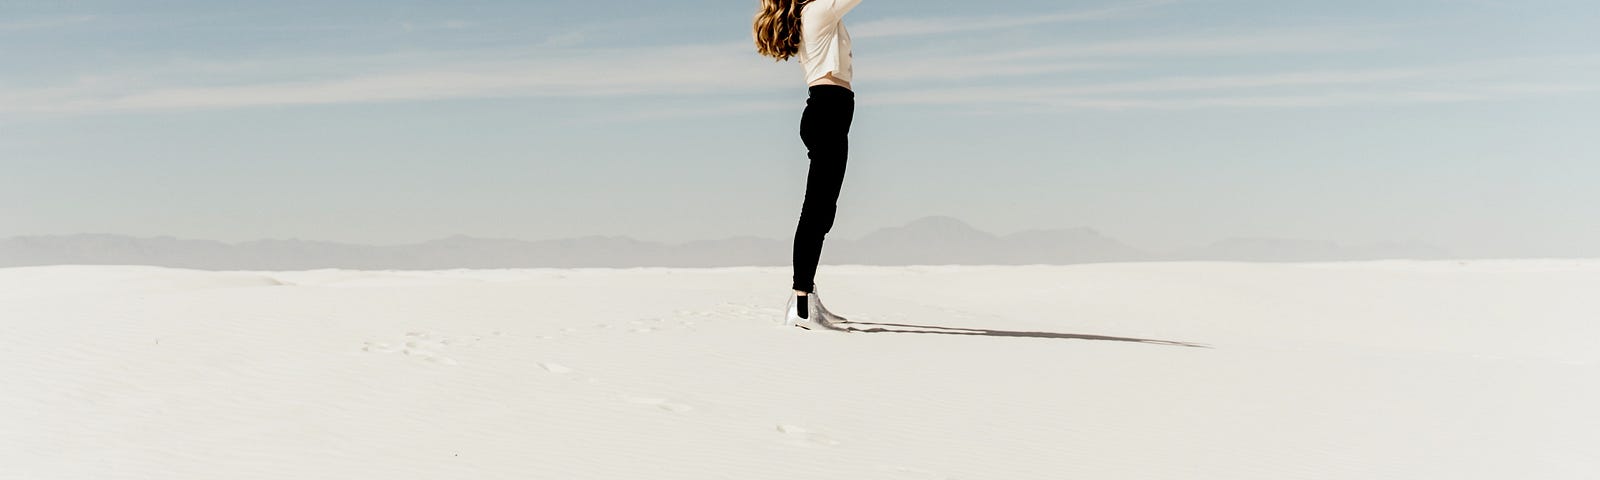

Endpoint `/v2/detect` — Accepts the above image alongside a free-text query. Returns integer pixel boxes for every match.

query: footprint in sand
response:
[423,355,459,365]
[361,330,488,366]
[625,396,694,413]
[361,341,400,353]
[537,362,573,374]
[629,318,668,333]
[365,340,456,365]
[534,361,602,384]
[775,424,840,447]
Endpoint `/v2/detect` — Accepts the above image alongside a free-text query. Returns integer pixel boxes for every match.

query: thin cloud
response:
[987,29,1386,60]
[852,0,1179,38]
[580,100,797,124]
[2,11,1592,117]
[0,26,1387,115]
[1025,87,1587,110]
[536,31,587,48]
[1,43,782,114]
[866,57,1600,111]
[0,15,94,31]
[881,69,1431,102]
[399,20,475,32]
[574,63,1591,123]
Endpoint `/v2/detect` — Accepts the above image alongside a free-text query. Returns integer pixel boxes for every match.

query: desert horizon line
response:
[1,214,1445,254]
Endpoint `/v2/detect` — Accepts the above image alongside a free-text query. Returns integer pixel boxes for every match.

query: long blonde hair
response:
[753,0,812,61]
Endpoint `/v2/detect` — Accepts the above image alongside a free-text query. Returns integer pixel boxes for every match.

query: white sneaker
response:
[782,290,849,332]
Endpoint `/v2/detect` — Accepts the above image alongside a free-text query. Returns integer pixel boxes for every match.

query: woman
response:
[753,0,862,331]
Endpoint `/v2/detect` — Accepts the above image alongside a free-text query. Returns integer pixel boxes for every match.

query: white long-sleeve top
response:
[798,0,862,86]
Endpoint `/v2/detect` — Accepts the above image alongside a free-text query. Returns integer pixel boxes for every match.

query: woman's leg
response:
[793,86,856,294]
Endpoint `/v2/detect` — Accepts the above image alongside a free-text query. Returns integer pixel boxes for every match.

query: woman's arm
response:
[817,0,863,20]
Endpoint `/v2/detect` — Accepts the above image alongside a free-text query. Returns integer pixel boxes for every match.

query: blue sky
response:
[2,0,1598,256]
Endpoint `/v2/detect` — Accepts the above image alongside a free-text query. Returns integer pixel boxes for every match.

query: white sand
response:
[2,260,1596,479]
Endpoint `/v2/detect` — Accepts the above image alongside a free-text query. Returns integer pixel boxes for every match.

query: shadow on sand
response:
[839,321,1210,349]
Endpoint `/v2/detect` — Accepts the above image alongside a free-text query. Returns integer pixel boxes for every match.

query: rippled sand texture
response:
[2,260,1596,479]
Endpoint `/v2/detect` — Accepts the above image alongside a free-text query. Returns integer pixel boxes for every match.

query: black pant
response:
[793,85,855,293]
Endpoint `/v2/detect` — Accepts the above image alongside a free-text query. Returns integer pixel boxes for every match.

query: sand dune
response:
[2,260,1596,479]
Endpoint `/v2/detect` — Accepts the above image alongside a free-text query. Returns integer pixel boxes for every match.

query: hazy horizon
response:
[4,0,1598,258]
[0,214,1486,271]
[2,213,1450,253]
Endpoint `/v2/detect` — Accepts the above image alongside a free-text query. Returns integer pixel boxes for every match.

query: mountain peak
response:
[899,215,983,233]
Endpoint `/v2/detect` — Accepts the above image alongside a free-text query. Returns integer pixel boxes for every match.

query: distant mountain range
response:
[0,215,1452,270]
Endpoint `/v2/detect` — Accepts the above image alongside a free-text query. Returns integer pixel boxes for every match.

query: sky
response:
[2,0,1598,256]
